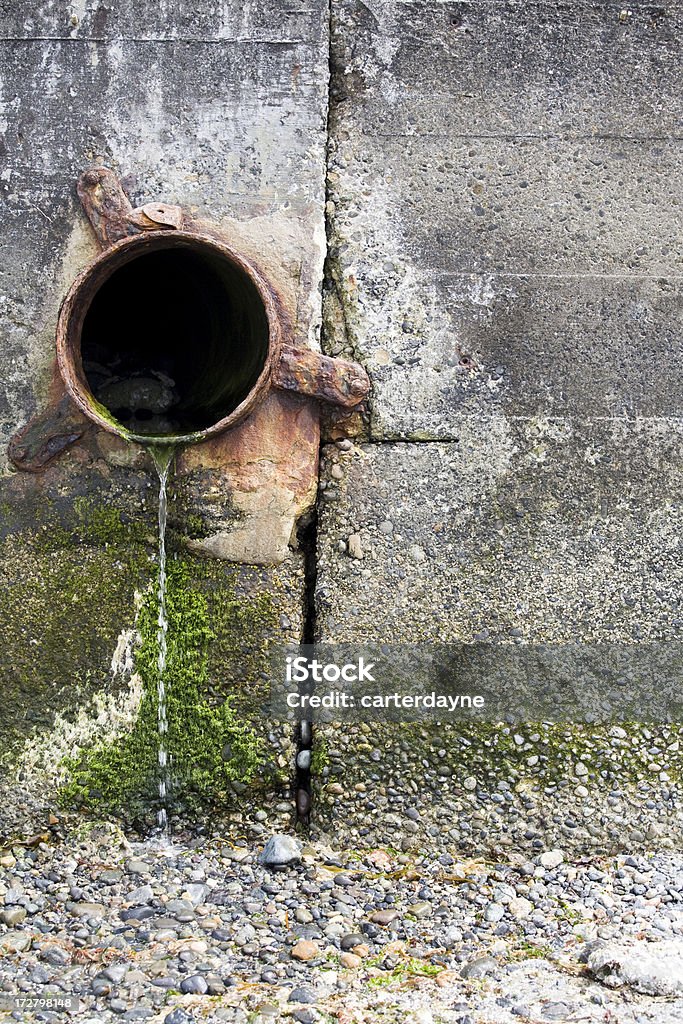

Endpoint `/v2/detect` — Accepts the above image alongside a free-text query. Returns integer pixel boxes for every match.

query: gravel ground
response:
[2,823,683,1023]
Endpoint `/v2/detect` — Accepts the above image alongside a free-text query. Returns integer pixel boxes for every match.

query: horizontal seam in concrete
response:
[362,0,681,7]
[365,416,683,443]
[354,132,683,143]
[428,270,683,282]
[0,36,306,44]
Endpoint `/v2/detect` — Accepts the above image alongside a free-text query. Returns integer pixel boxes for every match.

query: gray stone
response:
[99,870,124,884]
[542,1005,573,1021]
[484,903,505,923]
[126,860,152,876]
[0,907,27,926]
[179,975,209,995]
[288,988,317,1004]
[39,943,71,965]
[588,940,683,997]
[164,1012,195,1024]
[508,897,533,920]
[540,851,565,870]
[126,884,154,904]
[460,956,499,980]
[259,835,302,868]
[103,965,129,984]
[91,978,112,997]
[184,883,209,906]
[0,931,32,953]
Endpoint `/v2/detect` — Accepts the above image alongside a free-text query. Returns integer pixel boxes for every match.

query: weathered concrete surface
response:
[0,0,329,834]
[325,0,683,438]
[316,426,683,645]
[313,1,683,852]
[181,391,320,566]
[311,434,683,855]
[330,1,683,139]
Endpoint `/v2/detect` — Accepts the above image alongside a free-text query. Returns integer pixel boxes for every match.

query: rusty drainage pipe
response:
[10,167,369,464]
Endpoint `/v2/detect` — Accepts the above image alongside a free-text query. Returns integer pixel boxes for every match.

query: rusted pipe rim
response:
[56,230,283,445]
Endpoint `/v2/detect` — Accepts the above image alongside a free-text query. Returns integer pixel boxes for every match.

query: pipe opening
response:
[74,239,271,440]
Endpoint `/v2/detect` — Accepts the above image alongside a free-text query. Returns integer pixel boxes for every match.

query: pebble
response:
[370,909,399,925]
[164,1012,195,1024]
[70,901,106,917]
[296,750,312,771]
[484,903,505,923]
[0,907,26,926]
[292,1012,316,1024]
[461,956,498,979]
[540,850,565,870]
[288,987,317,1004]
[126,859,152,875]
[347,533,363,559]
[0,932,32,953]
[291,940,319,962]
[127,884,154,904]
[259,834,302,868]
[340,952,362,969]
[509,897,533,919]
[179,975,209,995]
[39,944,71,965]
[542,1004,573,1020]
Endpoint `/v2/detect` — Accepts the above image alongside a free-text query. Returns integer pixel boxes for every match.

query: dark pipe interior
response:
[80,245,270,436]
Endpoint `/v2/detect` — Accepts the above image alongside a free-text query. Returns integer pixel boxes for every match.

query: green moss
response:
[0,531,149,752]
[310,734,330,775]
[181,513,210,539]
[364,955,444,987]
[70,497,150,548]
[59,558,272,825]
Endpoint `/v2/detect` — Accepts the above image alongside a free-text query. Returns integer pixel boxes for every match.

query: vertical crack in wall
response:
[293,0,335,827]
[294,511,317,826]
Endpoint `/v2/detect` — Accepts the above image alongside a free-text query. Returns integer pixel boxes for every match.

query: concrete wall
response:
[1,0,682,852]
[311,0,683,855]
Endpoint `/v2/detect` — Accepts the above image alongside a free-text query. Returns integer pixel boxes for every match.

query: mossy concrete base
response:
[311,720,683,856]
[312,435,683,854]
[0,441,307,840]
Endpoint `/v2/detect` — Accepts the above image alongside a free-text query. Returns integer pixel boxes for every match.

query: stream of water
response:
[150,446,175,832]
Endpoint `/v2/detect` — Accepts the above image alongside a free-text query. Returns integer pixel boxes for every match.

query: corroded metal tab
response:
[77,168,184,247]
[273,345,370,408]
[8,392,92,472]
